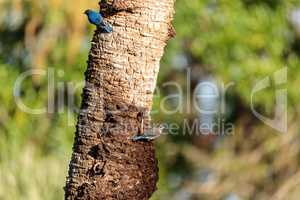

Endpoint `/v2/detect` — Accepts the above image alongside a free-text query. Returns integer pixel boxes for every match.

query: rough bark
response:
[64,0,175,199]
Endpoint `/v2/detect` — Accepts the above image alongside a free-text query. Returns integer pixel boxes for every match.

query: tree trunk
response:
[64,0,175,199]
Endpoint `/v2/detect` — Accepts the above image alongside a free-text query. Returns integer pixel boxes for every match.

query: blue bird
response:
[84,9,113,33]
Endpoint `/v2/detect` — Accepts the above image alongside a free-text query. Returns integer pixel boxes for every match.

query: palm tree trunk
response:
[64,0,175,199]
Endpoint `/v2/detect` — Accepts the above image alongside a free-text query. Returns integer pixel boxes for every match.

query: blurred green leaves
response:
[173,0,294,112]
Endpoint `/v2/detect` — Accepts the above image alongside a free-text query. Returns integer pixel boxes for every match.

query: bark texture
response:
[65,0,175,199]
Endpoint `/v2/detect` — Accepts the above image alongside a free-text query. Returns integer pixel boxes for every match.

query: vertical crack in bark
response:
[65,0,175,199]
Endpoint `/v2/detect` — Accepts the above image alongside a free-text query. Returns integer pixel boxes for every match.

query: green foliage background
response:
[0,0,299,199]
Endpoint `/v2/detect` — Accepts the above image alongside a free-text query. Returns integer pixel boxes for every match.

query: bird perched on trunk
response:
[132,125,164,142]
[84,9,113,33]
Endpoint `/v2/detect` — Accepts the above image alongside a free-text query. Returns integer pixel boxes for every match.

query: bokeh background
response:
[0,0,299,199]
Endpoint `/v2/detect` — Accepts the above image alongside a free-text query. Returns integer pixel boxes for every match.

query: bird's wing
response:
[132,133,161,142]
[99,22,113,33]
